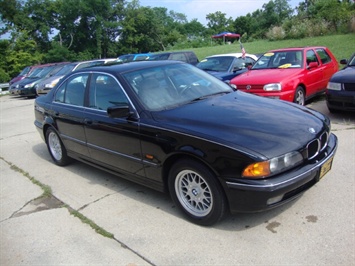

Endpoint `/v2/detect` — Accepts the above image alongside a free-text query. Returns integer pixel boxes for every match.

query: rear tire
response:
[168,159,227,226]
[294,86,305,105]
[45,127,72,166]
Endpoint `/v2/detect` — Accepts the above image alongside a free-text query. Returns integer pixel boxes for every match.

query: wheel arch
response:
[297,83,306,95]
[161,152,223,193]
[42,117,58,144]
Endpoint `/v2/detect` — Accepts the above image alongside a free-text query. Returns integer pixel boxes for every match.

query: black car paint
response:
[34,61,337,215]
[326,53,355,112]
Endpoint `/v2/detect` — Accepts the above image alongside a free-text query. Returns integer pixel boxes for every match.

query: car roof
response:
[74,60,184,75]
[268,46,328,52]
[206,53,258,59]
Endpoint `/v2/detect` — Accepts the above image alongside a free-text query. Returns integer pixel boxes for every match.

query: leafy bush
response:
[266,26,286,41]
[0,68,10,83]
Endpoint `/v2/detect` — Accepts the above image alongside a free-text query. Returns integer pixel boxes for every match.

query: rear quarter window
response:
[316,49,332,64]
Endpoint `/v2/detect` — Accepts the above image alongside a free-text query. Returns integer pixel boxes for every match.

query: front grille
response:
[307,139,320,160]
[305,131,329,160]
[343,83,355,92]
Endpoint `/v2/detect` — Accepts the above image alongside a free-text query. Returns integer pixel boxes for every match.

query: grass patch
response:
[192,34,355,67]
[1,157,53,198]
[69,208,114,239]
[1,156,114,239]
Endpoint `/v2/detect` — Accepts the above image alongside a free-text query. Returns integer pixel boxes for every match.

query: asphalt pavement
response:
[0,95,354,265]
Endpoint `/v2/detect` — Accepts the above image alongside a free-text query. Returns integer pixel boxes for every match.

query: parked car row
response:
[119,47,351,110]
[9,58,116,97]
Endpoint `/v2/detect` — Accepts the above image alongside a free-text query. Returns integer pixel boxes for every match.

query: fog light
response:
[267,195,284,205]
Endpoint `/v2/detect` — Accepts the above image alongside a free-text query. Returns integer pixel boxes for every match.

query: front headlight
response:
[327,82,341,91]
[45,78,60,88]
[242,151,303,178]
[263,83,281,91]
[24,82,36,88]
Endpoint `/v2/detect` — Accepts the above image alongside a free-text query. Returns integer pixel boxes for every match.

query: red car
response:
[230,47,339,105]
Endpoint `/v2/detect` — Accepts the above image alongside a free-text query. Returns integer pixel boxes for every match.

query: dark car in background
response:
[326,53,355,112]
[196,53,258,82]
[149,51,199,65]
[36,59,115,95]
[34,60,337,225]
[9,65,34,85]
[10,63,57,95]
[117,53,151,63]
[16,63,69,97]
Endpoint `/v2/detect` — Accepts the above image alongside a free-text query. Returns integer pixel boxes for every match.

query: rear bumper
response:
[224,133,338,213]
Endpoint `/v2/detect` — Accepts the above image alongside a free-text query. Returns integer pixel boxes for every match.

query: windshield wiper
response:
[189,91,230,103]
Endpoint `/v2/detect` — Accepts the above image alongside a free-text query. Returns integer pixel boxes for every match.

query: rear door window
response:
[316,48,332,64]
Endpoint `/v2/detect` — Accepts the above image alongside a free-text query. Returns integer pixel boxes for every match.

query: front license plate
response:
[319,156,334,180]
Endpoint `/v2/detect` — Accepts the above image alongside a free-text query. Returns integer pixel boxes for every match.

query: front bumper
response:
[224,133,338,213]
[18,87,37,97]
[36,86,52,95]
[326,91,355,111]
[240,89,295,102]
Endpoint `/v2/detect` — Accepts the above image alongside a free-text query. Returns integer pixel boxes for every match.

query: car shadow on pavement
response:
[32,141,301,231]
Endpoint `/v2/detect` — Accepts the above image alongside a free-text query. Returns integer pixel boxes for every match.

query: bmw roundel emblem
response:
[308,127,316,134]
[246,85,251,90]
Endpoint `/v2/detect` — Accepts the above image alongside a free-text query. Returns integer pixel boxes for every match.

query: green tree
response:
[206,11,234,34]
[0,33,42,80]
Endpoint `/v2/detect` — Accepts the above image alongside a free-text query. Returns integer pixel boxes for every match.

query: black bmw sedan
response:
[34,60,337,225]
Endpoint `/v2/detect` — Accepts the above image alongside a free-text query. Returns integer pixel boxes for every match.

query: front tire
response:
[45,127,72,166]
[294,86,305,105]
[168,159,227,226]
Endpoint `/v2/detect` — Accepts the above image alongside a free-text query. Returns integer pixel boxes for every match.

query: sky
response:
[139,0,302,25]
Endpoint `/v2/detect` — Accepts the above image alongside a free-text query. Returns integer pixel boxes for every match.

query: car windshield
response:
[149,54,170,60]
[55,64,76,76]
[252,51,303,69]
[19,66,31,76]
[196,56,235,72]
[118,55,135,63]
[348,55,355,66]
[122,63,233,111]
[38,66,56,78]
[28,68,43,78]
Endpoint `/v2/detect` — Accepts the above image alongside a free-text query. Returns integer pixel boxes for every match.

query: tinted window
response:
[170,53,188,62]
[54,74,89,106]
[187,52,199,64]
[306,50,319,65]
[316,48,332,64]
[88,74,128,111]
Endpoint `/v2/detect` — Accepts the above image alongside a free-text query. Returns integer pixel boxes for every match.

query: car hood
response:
[17,76,42,85]
[37,75,64,87]
[151,91,328,159]
[232,69,300,84]
[330,67,355,83]
[206,69,246,80]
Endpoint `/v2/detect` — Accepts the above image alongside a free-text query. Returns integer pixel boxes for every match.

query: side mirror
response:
[340,59,348,65]
[308,62,318,69]
[232,66,242,72]
[107,105,131,118]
